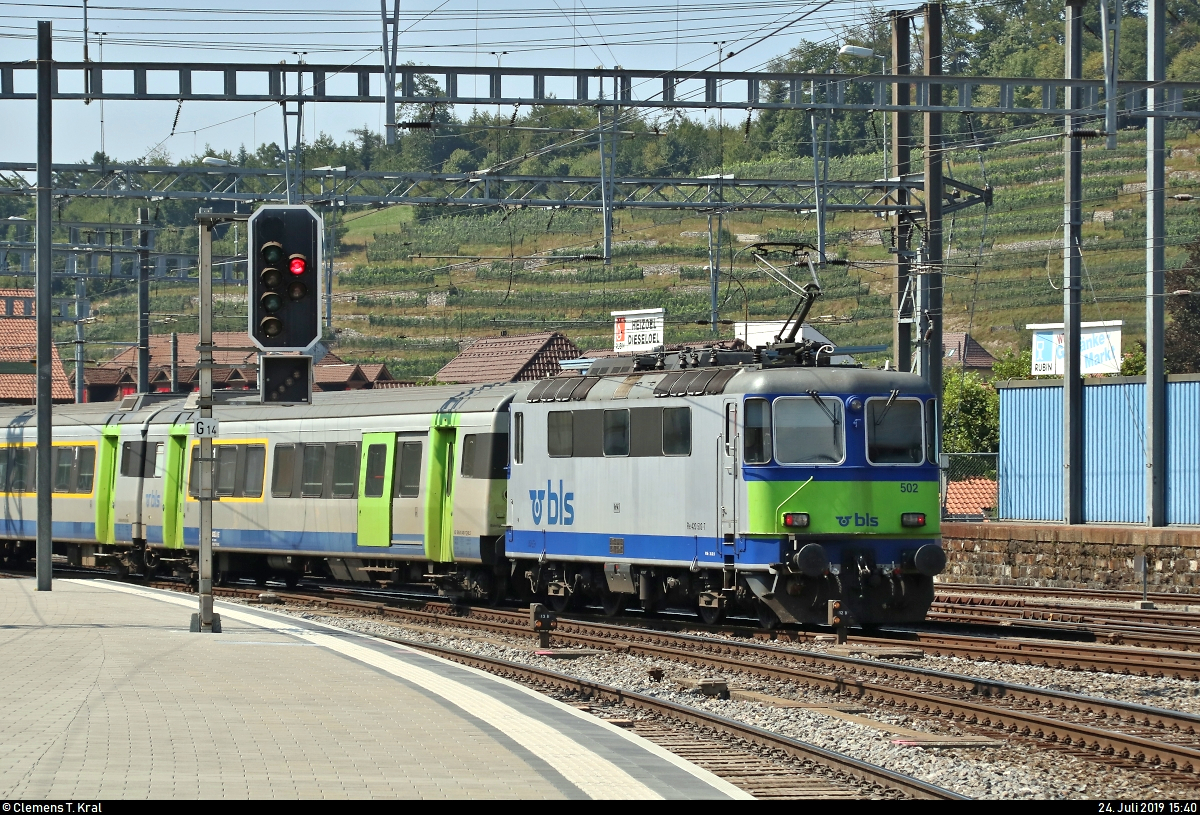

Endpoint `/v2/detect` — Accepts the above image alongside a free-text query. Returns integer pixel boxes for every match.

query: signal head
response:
[287,281,308,301]
[259,316,283,337]
[288,254,307,275]
[260,292,283,314]
[260,267,283,290]
[261,241,284,267]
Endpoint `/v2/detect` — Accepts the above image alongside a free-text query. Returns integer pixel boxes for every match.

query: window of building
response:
[395,441,422,498]
[364,444,387,498]
[547,411,573,457]
[331,443,359,498]
[744,398,772,464]
[773,396,845,464]
[301,444,326,497]
[866,397,925,464]
[663,407,691,456]
[603,409,629,456]
[272,444,295,498]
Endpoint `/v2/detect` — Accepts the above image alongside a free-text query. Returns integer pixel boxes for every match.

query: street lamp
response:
[839,44,889,184]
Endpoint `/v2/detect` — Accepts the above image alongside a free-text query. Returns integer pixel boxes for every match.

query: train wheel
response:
[600,592,628,617]
[547,592,573,613]
[756,602,779,630]
[113,561,130,580]
[697,602,725,625]
[283,572,300,589]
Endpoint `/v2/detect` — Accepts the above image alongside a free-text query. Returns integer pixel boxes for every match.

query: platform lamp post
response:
[838,45,888,184]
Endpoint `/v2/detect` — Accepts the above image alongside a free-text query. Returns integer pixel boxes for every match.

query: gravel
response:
[230,599,1200,800]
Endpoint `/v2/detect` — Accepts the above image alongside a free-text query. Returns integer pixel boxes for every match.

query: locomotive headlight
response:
[783,512,810,528]
[901,512,927,527]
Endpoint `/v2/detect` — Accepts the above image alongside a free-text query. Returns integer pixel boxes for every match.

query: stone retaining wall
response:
[939,522,1200,593]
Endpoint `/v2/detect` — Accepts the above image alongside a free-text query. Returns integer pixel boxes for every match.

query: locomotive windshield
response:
[773,397,844,464]
[866,397,925,464]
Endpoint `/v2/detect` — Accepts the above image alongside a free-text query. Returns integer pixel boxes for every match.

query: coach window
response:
[120,441,138,477]
[663,407,691,456]
[9,447,32,492]
[461,435,478,477]
[76,447,96,493]
[301,444,326,497]
[364,444,387,498]
[395,441,422,498]
[547,411,573,457]
[603,409,629,457]
[513,413,524,464]
[744,398,773,464]
[272,444,295,498]
[866,396,925,464]
[54,447,75,492]
[215,446,238,496]
[243,445,266,498]
[332,443,359,498]
[773,396,844,464]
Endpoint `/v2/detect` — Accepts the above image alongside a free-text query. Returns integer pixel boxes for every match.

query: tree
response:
[942,371,1000,453]
[1164,238,1200,374]
[991,347,1034,380]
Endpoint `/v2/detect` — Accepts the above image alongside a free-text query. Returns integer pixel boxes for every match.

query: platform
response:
[0,578,747,800]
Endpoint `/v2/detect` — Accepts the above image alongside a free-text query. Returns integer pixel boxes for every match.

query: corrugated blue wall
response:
[1083,382,1145,523]
[1000,378,1200,525]
[1000,386,1062,521]
[1168,381,1200,525]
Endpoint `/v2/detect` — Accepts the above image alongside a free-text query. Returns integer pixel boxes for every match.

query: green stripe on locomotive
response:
[745,478,941,536]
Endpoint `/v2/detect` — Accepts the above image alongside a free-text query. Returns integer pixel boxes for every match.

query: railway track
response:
[377,634,963,800]
[188,581,1200,779]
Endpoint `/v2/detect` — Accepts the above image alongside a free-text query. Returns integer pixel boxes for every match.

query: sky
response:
[0,0,902,165]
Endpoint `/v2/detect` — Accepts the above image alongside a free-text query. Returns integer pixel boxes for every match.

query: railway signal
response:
[260,355,313,405]
[247,205,323,352]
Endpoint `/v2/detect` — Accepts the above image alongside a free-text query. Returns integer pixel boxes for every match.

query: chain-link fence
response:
[941,452,999,521]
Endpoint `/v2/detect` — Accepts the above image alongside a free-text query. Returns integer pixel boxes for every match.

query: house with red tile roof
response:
[436,332,581,384]
[943,332,998,377]
[0,289,73,404]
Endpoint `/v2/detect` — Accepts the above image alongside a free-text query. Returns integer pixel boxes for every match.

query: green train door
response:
[161,428,188,549]
[357,432,396,547]
[424,425,457,563]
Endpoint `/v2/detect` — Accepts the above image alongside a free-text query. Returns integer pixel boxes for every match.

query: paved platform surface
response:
[0,578,746,799]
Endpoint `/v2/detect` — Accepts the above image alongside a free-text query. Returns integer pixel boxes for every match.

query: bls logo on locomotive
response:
[836,513,880,528]
[530,480,575,526]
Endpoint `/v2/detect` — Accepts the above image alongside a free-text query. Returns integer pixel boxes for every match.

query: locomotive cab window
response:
[773,396,845,464]
[513,412,524,464]
[662,407,691,456]
[866,396,925,464]
[603,410,629,457]
[743,398,772,464]
[925,399,939,465]
[547,411,573,458]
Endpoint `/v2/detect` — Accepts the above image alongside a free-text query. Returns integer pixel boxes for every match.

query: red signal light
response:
[289,255,307,275]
